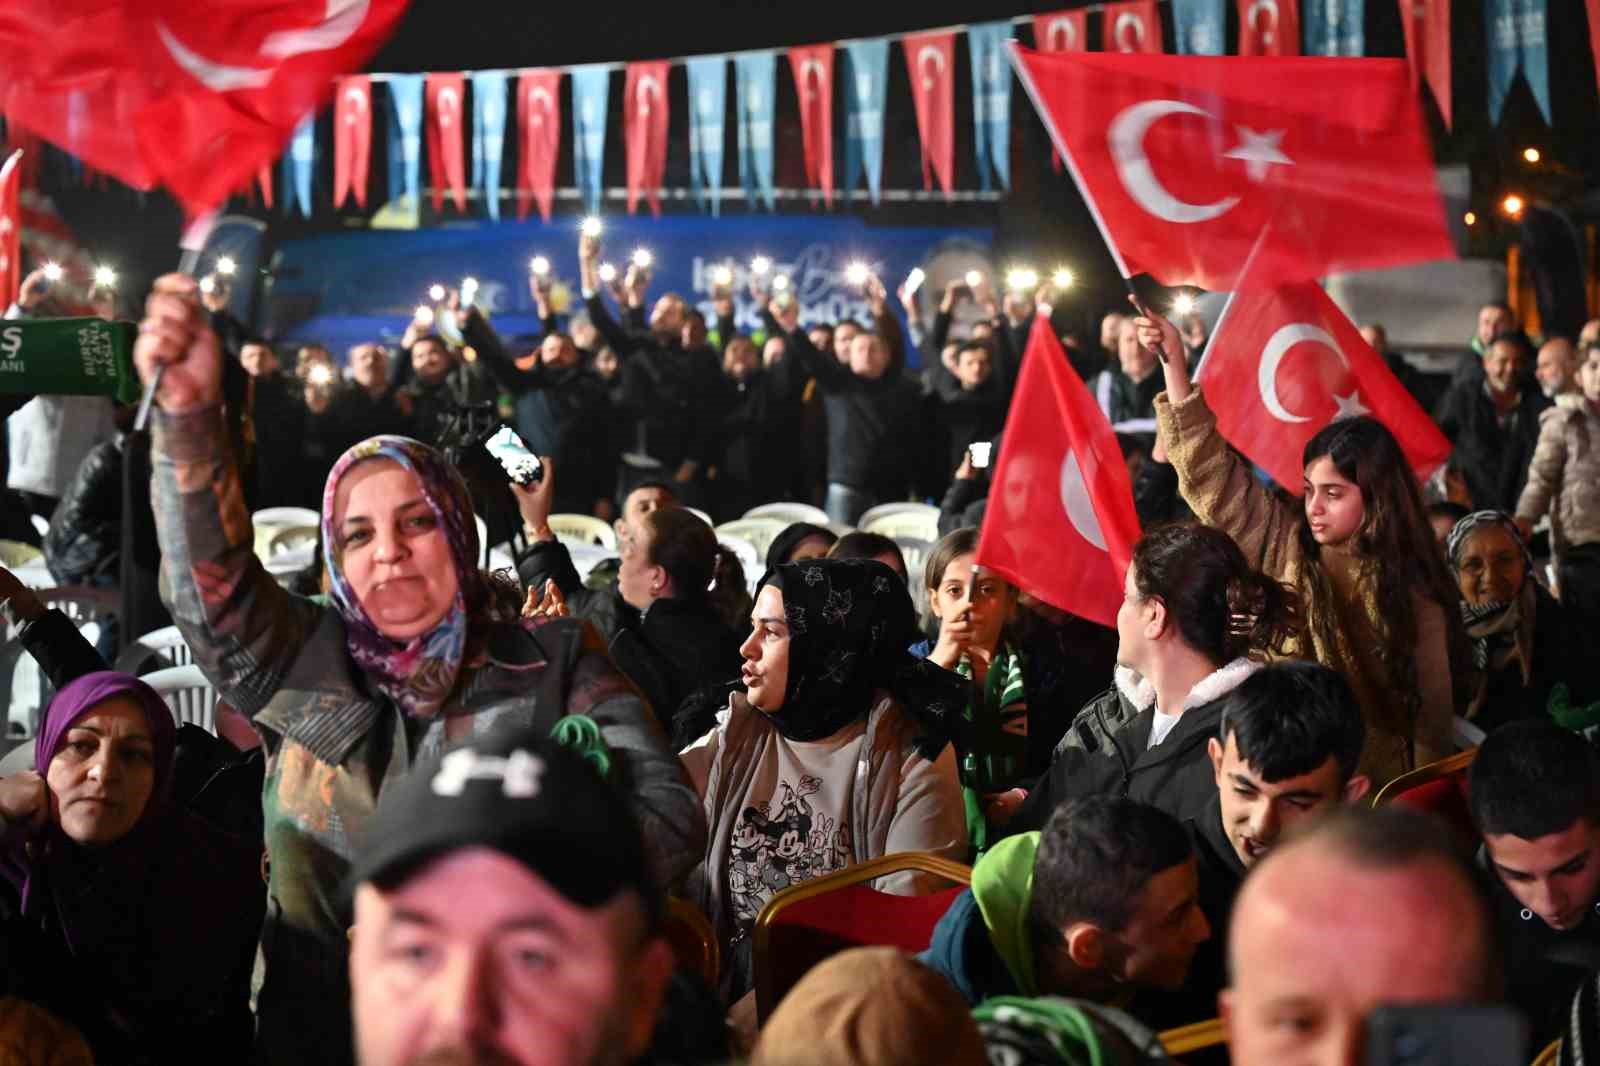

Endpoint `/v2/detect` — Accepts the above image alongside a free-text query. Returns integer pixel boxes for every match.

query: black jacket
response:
[608,597,743,732]
[44,438,122,586]
[1436,382,1547,512]
[1179,793,1245,1023]
[515,538,635,644]
[1483,849,1600,1047]
[932,373,1007,477]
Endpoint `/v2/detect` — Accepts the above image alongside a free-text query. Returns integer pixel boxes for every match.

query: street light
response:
[1523,147,1541,164]
[1464,211,1478,227]
[1501,194,1526,219]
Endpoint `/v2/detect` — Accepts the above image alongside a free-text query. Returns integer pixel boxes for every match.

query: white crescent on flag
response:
[1059,454,1108,550]
[438,87,459,128]
[1109,101,1240,223]
[1258,322,1354,423]
[342,85,366,123]
[1045,17,1079,51]
[637,75,661,116]
[918,46,946,91]
[800,60,826,102]
[159,0,371,92]
[530,86,553,127]
[1248,0,1282,45]
[1115,13,1148,52]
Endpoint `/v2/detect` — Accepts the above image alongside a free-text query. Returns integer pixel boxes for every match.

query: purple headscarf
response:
[3,671,177,913]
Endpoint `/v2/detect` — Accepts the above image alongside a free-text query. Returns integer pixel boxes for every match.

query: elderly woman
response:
[682,558,967,1000]
[0,672,263,1063]
[132,275,702,1066]
[1447,511,1598,730]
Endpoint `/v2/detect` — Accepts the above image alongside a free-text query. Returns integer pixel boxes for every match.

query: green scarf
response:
[959,642,1030,855]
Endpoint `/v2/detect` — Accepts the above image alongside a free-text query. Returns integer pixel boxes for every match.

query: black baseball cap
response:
[347,726,660,925]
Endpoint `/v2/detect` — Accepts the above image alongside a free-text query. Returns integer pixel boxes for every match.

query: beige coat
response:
[1156,388,1454,786]
[1516,396,1600,553]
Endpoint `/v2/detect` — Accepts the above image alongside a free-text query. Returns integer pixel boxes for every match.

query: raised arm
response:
[0,569,107,690]
[763,300,852,390]
[133,275,324,718]
[462,307,541,394]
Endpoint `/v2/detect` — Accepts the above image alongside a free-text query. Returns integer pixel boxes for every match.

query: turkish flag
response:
[0,0,405,219]
[1238,0,1301,56]
[1033,11,1087,173]
[425,73,466,213]
[1400,0,1452,128]
[624,61,670,216]
[1196,276,1451,492]
[1103,1,1164,54]
[333,75,371,209]
[517,69,561,223]
[902,32,955,196]
[0,152,21,306]
[1009,46,1454,290]
[788,45,833,207]
[976,315,1140,629]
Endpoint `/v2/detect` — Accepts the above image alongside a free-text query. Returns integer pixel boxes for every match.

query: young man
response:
[1223,808,1500,1066]
[347,729,676,1066]
[931,340,1007,477]
[921,795,1209,1018]
[1181,662,1370,1017]
[1470,719,1600,1044]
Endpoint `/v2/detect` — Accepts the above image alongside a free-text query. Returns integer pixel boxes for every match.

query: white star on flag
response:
[1224,127,1293,182]
[1333,390,1370,419]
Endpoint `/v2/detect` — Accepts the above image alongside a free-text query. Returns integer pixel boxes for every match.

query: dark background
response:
[33,0,1600,335]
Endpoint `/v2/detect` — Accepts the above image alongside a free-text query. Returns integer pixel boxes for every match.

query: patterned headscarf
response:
[756,559,965,758]
[1446,509,1536,680]
[321,436,479,718]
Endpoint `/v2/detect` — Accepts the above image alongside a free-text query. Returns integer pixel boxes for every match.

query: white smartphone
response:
[969,441,993,469]
[485,426,544,486]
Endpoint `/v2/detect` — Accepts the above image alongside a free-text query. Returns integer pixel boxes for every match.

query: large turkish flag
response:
[1009,45,1454,291]
[517,69,561,223]
[1195,273,1451,492]
[976,315,1140,628]
[0,151,20,306]
[425,73,466,213]
[333,75,371,209]
[624,61,670,216]
[1103,1,1164,53]
[787,45,833,207]
[902,32,955,196]
[1237,0,1301,56]
[1399,0,1452,129]
[0,0,406,218]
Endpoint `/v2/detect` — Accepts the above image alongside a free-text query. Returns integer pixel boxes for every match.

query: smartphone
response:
[485,426,544,486]
[969,442,993,469]
[904,267,926,297]
[1365,1005,1526,1066]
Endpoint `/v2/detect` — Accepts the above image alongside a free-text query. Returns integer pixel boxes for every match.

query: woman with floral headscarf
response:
[681,558,967,1000]
[1447,510,1599,730]
[0,672,262,1063]
[132,275,702,1066]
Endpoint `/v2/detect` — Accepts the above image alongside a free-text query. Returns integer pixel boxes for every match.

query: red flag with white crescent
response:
[624,61,670,216]
[0,0,407,218]
[1399,0,1452,128]
[976,314,1140,628]
[1032,11,1086,173]
[0,152,21,307]
[425,72,466,213]
[1196,268,1451,492]
[1102,1,1164,54]
[1237,0,1301,56]
[517,68,561,223]
[333,74,370,208]
[901,32,955,196]
[787,45,833,207]
[1008,46,1453,290]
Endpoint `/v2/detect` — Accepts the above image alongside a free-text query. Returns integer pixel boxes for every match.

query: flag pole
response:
[133,209,220,432]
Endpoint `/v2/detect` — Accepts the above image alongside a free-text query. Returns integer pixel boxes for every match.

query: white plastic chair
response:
[548,513,618,549]
[487,545,516,574]
[264,544,316,586]
[892,536,936,590]
[716,518,788,564]
[253,507,321,528]
[744,502,831,526]
[0,540,42,569]
[862,507,941,543]
[36,586,118,627]
[686,507,715,529]
[28,515,48,539]
[142,664,218,734]
[1452,715,1487,752]
[566,543,613,583]
[717,535,763,596]
[268,525,319,556]
[114,625,193,674]
[474,514,490,568]
[858,501,940,530]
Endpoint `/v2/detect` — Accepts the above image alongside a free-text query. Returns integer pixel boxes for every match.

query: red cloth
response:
[1237,0,1301,56]
[1196,271,1452,493]
[624,61,670,216]
[1032,11,1087,173]
[1009,47,1454,290]
[901,33,955,196]
[0,0,405,218]
[976,316,1139,628]
[1399,0,1452,128]
[517,69,561,223]
[256,161,274,209]
[425,73,466,213]
[1102,1,1164,53]
[332,75,370,209]
[0,151,20,307]
[787,45,834,207]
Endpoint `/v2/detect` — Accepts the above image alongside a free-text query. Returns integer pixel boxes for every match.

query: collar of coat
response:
[1112,657,1262,716]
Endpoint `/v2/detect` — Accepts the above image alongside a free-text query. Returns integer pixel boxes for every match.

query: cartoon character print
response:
[727,774,852,927]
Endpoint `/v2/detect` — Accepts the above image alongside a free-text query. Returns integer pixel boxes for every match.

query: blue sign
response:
[1304,0,1364,56]
[1172,0,1226,55]
[735,54,777,212]
[967,22,1013,192]
[270,215,993,368]
[1488,0,1550,124]
[385,75,423,205]
[686,57,728,215]
[571,65,611,215]
[471,72,508,221]
[843,40,889,205]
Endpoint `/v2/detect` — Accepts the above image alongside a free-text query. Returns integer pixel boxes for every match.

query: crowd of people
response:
[0,225,1597,1066]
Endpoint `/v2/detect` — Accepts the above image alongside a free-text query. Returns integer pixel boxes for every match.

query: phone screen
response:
[485,426,544,486]
[969,442,993,469]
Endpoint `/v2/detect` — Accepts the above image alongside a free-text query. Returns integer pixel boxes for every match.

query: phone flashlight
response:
[711,264,733,287]
[42,262,63,283]
[1006,268,1039,292]
[750,255,772,276]
[580,217,603,238]
[414,305,435,325]
[598,263,618,284]
[772,274,790,292]
[215,256,237,277]
[631,248,653,270]
[1172,293,1197,317]
[428,284,446,302]
[964,270,982,289]
[1052,268,1075,289]
[845,262,869,287]
[530,256,550,276]
[93,266,117,289]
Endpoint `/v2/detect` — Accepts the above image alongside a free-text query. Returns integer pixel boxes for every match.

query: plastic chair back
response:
[141,664,218,734]
[715,518,787,564]
[892,536,936,587]
[567,544,613,583]
[717,535,763,596]
[547,513,618,549]
[864,510,941,542]
[114,625,194,674]
[859,501,940,531]
[267,525,319,556]
[744,502,831,526]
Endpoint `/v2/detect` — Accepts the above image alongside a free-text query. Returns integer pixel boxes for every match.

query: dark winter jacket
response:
[609,597,744,733]
[43,438,123,586]
[515,537,636,644]
[1436,381,1548,512]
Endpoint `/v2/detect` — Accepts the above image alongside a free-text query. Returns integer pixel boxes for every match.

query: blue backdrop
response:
[270,215,994,367]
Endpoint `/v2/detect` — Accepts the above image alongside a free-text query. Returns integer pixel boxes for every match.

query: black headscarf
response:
[764,522,838,570]
[757,559,964,759]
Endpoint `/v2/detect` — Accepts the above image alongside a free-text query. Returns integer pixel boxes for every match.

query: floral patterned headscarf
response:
[321,436,479,718]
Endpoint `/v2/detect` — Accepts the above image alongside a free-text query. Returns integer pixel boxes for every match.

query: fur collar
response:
[1113,657,1262,714]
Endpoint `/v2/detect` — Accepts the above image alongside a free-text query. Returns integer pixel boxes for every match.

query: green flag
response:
[0,317,140,405]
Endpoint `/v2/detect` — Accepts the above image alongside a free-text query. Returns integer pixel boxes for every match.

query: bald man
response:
[1223,808,1501,1066]
[1536,337,1578,400]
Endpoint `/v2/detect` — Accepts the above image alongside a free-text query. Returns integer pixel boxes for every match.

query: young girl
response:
[1137,308,1463,786]
[919,528,1029,852]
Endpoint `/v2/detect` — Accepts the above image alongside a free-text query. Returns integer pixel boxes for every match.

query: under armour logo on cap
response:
[431,748,545,798]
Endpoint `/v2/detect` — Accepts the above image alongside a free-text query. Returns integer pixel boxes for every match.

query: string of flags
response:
[238,0,1558,223]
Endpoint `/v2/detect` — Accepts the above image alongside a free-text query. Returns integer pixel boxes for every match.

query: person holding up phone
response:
[931,339,1006,479]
